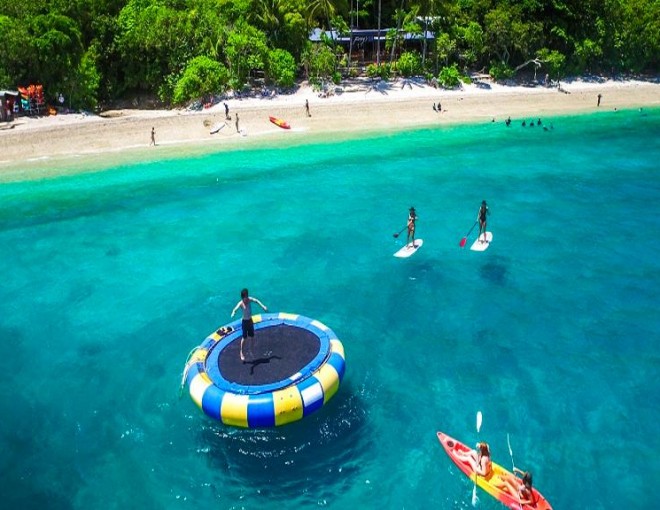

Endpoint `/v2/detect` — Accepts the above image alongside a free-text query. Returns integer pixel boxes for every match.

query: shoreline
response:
[1,77,658,182]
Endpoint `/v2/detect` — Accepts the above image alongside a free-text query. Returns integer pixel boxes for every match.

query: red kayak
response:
[269,116,291,129]
[437,432,553,510]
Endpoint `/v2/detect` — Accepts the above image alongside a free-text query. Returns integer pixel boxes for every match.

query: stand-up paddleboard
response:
[470,232,492,251]
[394,239,424,258]
[210,122,225,134]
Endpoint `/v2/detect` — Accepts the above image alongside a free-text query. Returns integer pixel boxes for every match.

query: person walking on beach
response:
[597,93,602,107]
[407,206,418,247]
[224,102,230,119]
[235,113,240,133]
[305,99,311,117]
[477,200,489,243]
[150,127,156,146]
[231,288,268,362]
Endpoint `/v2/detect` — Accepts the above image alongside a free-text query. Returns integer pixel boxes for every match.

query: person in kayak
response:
[477,200,489,243]
[456,441,492,477]
[407,206,418,247]
[499,468,534,505]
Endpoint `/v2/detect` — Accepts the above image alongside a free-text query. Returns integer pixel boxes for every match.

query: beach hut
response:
[309,28,435,67]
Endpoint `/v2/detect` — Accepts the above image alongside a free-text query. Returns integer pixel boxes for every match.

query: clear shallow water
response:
[1,109,659,509]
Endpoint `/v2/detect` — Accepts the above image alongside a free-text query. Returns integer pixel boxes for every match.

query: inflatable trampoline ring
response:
[183,313,346,427]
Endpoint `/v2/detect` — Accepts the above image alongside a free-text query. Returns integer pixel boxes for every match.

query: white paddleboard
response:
[210,122,225,134]
[470,232,493,251]
[394,239,424,258]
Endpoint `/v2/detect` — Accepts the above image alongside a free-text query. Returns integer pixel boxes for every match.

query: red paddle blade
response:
[459,237,467,247]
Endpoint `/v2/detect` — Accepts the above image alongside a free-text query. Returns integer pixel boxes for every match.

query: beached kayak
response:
[269,116,291,129]
[437,432,553,510]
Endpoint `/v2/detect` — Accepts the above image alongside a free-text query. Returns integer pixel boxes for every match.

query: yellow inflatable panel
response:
[330,339,345,359]
[272,387,304,426]
[189,373,213,409]
[316,363,340,402]
[310,319,328,331]
[190,348,208,363]
[221,393,250,427]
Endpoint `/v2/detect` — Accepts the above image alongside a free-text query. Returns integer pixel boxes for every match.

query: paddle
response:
[507,433,524,510]
[472,411,483,506]
[460,221,478,247]
[393,225,407,238]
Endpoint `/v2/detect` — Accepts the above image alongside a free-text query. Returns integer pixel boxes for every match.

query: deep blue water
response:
[1,109,659,509]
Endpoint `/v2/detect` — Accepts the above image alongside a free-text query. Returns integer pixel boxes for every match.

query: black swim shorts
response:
[241,319,255,338]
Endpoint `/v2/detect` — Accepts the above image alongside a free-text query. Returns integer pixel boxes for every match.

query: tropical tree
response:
[266,47,297,87]
[224,19,269,90]
[172,55,228,104]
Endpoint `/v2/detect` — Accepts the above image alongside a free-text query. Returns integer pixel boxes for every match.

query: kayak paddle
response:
[507,433,524,510]
[472,411,483,506]
[460,221,478,247]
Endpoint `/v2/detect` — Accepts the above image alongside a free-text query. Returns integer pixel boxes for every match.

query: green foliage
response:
[573,38,603,73]
[172,56,228,105]
[435,32,457,67]
[27,13,84,92]
[438,63,462,88]
[489,62,514,81]
[536,48,565,79]
[306,44,336,80]
[460,21,483,66]
[71,46,101,110]
[366,63,392,80]
[0,0,657,108]
[0,15,29,86]
[225,20,269,90]
[397,51,422,77]
[266,48,297,88]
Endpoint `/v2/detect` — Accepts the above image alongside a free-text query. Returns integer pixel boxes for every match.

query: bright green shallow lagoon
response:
[1,109,659,509]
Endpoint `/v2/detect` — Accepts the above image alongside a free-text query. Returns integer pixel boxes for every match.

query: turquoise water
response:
[1,109,659,509]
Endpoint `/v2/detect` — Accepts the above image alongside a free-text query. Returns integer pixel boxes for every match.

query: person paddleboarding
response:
[477,200,489,243]
[407,206,418,247]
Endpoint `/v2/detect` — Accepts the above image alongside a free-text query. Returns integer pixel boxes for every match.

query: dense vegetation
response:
[1,0,657,109]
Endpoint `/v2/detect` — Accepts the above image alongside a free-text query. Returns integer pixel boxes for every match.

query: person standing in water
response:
[477,200,489,243]
[407,206,418,247]
[231,288,268,361]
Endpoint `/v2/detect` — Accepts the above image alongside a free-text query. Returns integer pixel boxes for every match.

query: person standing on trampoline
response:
[231,288,268,361]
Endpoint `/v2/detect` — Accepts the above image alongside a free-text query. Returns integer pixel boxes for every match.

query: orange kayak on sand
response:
[437,432,553,510]
[269,116,291,129]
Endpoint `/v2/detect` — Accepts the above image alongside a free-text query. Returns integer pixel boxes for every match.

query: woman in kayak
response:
[500,468,534,505]
[456,441,492,477]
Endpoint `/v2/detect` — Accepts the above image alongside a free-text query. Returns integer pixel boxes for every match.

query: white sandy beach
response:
[0,77,658,180]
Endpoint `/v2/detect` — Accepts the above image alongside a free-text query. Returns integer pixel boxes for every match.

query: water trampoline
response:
[183,313,346,427]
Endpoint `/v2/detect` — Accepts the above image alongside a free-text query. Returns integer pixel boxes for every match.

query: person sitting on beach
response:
[455,442,492,477]
[433,103,437,112]
[499,468,534,505]
[407,206,418,248]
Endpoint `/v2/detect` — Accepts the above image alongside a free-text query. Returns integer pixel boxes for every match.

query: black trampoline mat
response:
[217,324,322,386]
